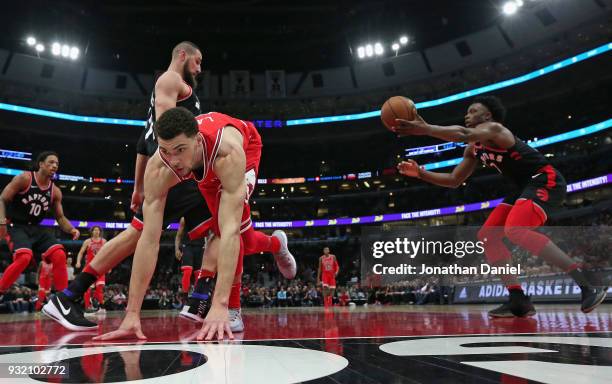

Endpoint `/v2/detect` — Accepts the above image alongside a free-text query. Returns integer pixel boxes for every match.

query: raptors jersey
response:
[9,172,54,225]
[473,136,550,185]
[321,255,338,275]
[138,79,201,157]
[86,238,105,263]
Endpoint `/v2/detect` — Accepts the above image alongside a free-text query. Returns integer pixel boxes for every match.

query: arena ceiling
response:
[2,0,504,73]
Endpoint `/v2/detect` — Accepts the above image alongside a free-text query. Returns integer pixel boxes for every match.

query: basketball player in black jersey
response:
[0,152,80,297]
[394,96,607,317]
[42,41,210,331]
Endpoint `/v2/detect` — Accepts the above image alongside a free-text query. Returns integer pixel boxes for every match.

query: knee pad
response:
[14,249,33,264]
[44,245,66,264]
[504,226,550,255]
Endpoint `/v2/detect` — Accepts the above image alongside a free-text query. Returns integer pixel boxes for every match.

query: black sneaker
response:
[508,290,536,317]
[179,277,215,323]
[42,292,98,331]
[489,291,536,318]
[488,302,515,318]
[581,286,608,313]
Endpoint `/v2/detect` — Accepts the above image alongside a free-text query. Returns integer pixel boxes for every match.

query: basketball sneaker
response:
[42,292,98,331]
[229,308,244,333]
[580,286,608,313]
[272,230,296,279]
[180,277,214,323]
[489,290,536,318]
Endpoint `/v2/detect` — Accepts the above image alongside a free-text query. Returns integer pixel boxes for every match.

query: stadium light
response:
[26,36,36,46]
[61,44,70,57]
[35,44,44,53]
[399,36,409,45]
[392,43,400,51]
[69,46,79,60]
[374,42,384,55]
[51,42,61,56]
[357,46,365,59]
[503,1,519,15]
[365,44,374,57]
[516,0,524,6]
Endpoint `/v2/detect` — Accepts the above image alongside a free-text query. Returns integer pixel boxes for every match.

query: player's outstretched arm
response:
[93,156,177,341]
[394,114,508,144]
[398,145,477,189]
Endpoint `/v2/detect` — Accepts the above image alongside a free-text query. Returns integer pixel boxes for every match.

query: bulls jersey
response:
[137,79,201,157]
[321,255,338,275]
[160,112,262,190]
[473,136,550,185]
[9,172,54,225]
[86,238,105,263]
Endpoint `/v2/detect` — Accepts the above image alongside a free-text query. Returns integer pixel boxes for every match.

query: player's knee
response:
[46,246,67,264]
[14,249,33,264]
[123,226,142,243]
[477,225,505,243]
[504,225,528,246]
[477,227,492,243]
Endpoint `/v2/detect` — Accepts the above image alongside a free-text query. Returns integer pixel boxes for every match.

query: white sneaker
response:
[229,308,244,333]
[272,230,297,279]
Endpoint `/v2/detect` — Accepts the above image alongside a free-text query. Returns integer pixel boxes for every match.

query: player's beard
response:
[182,62,198,89]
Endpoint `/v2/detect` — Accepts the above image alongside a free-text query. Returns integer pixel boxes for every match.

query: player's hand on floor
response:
[197,304,233,341]
[92,312,147,341]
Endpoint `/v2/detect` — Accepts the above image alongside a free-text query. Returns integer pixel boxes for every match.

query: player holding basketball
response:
[75,226,107,312]
[394,96,607,317]
[0,151,79,298]
[318,247,339,307]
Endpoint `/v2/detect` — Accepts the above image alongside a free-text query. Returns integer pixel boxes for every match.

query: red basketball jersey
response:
[321,254,338,275]
[160,112,262,190]
[86,238,105,263]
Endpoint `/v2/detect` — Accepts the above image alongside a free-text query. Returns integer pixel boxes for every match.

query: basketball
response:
[381,96,417,130]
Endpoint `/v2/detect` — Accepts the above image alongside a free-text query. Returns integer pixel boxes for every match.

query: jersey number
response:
[29,204,42,216]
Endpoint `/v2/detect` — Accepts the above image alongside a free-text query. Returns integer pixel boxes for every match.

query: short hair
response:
[154,107,198,140]
[472,96,506,123]
[33,151,58,171]
[172,41,200,59]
